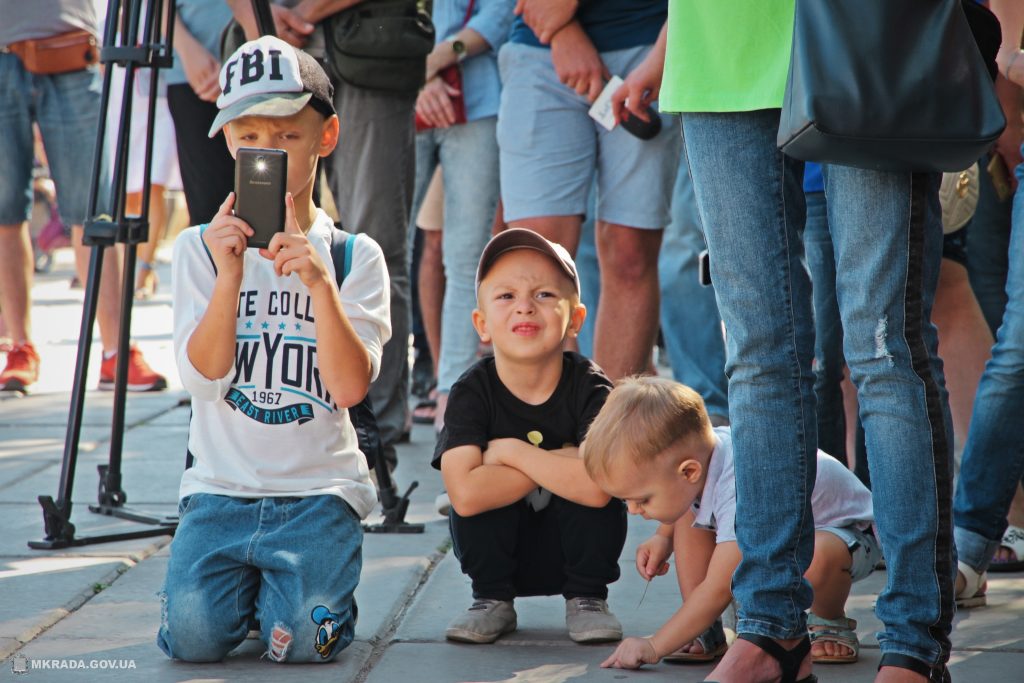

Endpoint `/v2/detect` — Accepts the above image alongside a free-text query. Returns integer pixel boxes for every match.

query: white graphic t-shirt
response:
[692,427,874,543]
[171,208,391,518]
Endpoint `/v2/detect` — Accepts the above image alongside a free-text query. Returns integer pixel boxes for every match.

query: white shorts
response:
[105,67,182,192]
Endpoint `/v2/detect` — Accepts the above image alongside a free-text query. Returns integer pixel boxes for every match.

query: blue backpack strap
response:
[198,223,216,272]
[329,226,355,286]
[344,229,355,280]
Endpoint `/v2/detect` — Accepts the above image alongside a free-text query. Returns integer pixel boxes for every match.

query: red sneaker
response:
[99,345,167,392]
[1,341,41,392]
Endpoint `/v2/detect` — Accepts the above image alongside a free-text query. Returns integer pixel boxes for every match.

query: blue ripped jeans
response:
[158,493,362,663]
[954,150,1024,573]
[682,109,953,668]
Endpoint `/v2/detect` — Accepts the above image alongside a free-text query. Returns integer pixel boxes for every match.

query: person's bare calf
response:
[593,221,662,379]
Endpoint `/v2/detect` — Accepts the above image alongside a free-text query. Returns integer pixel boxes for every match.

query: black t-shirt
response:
[432,352,612,470]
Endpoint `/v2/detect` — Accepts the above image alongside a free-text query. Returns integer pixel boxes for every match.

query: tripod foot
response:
[364,480,425,534]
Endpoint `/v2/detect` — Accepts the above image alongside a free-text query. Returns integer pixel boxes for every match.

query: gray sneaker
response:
[565,597,622,643]
[445,599,517,643]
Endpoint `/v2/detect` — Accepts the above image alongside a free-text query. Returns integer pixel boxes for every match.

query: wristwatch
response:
[450,39,467,62]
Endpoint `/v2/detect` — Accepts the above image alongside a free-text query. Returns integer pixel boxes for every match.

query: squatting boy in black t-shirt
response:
[433,228,627,645]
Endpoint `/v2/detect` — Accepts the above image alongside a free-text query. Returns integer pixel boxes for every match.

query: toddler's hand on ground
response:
[261,194,330,289]
[203,193,252,281]
[635,534,671,581]
[601,636,659,669]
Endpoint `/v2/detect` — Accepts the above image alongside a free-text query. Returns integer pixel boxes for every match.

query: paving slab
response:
[0,557,132,647]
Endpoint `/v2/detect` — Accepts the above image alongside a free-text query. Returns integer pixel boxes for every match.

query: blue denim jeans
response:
[409,118,499,392]
[658,162,729,418]
[802,191,846,460]
[953,154,1024,573]
[158,494,362,663]
[966,153,1012,337]
[682,110,954,667]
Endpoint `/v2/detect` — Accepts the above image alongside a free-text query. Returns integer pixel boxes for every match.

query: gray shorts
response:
[821,524,881,583]
[496,42,681,229]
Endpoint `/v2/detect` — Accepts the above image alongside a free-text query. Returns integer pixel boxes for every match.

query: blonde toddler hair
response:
[584,376,712,479]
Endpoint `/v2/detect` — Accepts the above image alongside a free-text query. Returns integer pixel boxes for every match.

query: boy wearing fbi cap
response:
[159,37,391,663]
[432,228,627,644]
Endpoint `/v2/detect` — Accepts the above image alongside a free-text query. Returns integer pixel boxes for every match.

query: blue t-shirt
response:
[803,162,824,194]
[165,0,234,87]
[509,0,665,53]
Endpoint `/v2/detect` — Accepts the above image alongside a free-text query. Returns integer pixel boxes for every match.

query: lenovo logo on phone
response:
[234,147,287,249]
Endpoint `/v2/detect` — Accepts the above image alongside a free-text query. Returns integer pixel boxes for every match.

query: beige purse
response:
[939,163,980,234]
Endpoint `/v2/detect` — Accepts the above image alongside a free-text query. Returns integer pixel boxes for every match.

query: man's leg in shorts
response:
[0,223,33,343]
[594,222,663,378]
[932,247,994,452]
[330,83,416,469]
[0,54,36,344]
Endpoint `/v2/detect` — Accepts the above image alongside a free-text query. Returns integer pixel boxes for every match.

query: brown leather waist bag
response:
[5,29,98,75]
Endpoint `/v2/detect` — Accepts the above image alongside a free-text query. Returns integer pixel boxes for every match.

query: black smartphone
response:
[698,249,712,286]
[234,147,287,249]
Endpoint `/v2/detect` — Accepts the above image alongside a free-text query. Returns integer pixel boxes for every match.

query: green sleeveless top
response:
[659,0,795,113]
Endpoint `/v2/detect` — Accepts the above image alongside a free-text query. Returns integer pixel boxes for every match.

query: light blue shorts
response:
[0,54,110,227]
[496,42,681,230]
[821,524,882,583]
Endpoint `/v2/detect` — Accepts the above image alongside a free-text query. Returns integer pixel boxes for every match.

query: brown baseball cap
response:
[475,228,581,297]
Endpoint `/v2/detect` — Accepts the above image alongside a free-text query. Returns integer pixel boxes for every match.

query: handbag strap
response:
[461,0,475,28]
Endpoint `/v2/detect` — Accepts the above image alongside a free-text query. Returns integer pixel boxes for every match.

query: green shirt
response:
[659,0,795,113]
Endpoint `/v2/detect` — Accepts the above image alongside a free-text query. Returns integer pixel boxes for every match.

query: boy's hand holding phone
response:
[202,192,253,281]
[261,193,331,290]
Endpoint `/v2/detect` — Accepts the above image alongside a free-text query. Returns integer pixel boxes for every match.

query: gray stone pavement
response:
[1,249,1023,682]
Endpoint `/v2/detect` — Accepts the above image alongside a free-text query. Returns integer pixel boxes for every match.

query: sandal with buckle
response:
[705,633,817,683]
[879,653,951,682]
[664,618,728,663]
[955,560,987,608]
[989,524,1024,572]
[807,613,859,664]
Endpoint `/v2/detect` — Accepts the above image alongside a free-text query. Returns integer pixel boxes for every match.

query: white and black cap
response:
[475,228,581,297]
[208,35,336,138]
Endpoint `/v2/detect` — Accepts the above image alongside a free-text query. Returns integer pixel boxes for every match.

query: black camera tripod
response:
[29,0,180,549]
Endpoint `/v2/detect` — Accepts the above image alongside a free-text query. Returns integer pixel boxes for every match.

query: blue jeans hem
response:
[954,525,1002,573]
[735,618,807,641]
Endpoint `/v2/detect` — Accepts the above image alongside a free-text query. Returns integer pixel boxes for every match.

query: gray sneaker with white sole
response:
[445,599,517,643]
[565,597,622,643]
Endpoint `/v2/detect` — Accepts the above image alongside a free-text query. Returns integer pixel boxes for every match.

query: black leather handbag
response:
[777,0,1006,172]
[221,0,434,94]
[323,0,435,92]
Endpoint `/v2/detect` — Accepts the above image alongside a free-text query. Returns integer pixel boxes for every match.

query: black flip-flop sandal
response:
[412,399,437,424]
[705,633,817,683]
